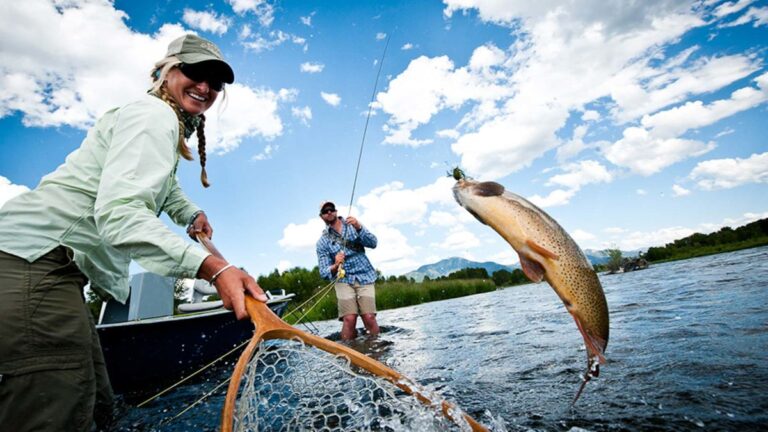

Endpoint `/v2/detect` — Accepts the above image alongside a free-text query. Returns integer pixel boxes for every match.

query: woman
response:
[0,34,267,431]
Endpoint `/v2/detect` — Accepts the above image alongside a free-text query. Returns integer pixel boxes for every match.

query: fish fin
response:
[526,239,559,260]
[520,255,545,282]
[571,314,607,364]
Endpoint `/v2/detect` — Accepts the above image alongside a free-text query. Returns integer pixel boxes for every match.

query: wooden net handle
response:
[195,234,487,432]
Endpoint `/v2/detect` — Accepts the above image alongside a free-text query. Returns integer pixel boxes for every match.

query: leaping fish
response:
[452,175,609,404]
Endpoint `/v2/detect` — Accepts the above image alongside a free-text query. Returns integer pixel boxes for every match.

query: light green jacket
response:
[0,95,210,303]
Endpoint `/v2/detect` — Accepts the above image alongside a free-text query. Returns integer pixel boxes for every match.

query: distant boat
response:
[96,272,294,397]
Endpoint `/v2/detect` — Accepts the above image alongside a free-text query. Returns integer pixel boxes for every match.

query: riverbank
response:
[293,278,497,323]
[649,236,768,264]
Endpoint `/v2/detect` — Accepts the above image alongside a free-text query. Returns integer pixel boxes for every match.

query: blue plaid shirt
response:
[316,218,378,284]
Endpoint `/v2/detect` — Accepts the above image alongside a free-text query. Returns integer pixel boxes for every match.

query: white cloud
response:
[428,210,460,227]
[719,5,768,27]
[604,227,626,234]
[432,226,481,251]
[582,110,600,121]
[277,260,292,273]
[228,0,274,26]
[690,152,768,190]
[640,72,768,138]
[242,30,305,52]
[182,9,231,35]
[320,92,341,106]
[401,43,414,50]
[378,1,762,181]
[291,106,312,126]
[202,84,291,153]
[357,177,455,226]
[300,13,314,27]
[252,143,276,160]
[278,218,325,250]
[300,62,325,73]
[672,184,691,196]
[606,211,768,250]
[376,32,387,40]
[636,189,648,195]
[0,176,30,207]
[0,2,291,156]
[436,129,460,139]
[547,160,612,189]
[367,224,417,273]
[529,188,577,208]
[571,229,596,242]
[603,126,715,176]
[530,160,612,207]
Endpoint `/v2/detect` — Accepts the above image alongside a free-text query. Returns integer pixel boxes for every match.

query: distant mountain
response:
[404,249,644,281]
[404,257,516,282]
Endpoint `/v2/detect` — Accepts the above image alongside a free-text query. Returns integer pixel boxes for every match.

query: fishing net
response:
[232,338,474,432]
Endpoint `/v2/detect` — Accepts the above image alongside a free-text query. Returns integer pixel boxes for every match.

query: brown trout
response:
[452,178,609,403]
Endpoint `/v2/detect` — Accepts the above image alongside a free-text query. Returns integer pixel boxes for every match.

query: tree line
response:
[645,217,768,262]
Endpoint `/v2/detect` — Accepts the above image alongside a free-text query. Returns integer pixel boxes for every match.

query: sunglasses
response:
[178,63,225,91]
[320,208,337,215]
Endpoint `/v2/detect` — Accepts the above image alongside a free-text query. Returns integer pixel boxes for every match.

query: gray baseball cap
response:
[165,34,234,83]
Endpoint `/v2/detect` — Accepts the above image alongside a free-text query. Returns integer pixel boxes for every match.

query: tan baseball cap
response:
[165,34,234,84]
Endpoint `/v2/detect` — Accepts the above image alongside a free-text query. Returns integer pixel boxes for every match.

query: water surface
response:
[116,246,768,431]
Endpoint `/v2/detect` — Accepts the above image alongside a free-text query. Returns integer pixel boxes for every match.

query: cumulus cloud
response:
[278,218,325,250]
[0,176,30,207]
[320,92,341,106]
[300,62,325,73]
[182,9,231,35]
[227,0,274,26]
[201,84,294,153]
[291,106,312,126]
[0,1,290,155]
[377,1,761,180]
[356,177,455,226]
[530,160,612,207]
[640,72,768,138]
[672,184,691,196]
[432,226,481,251]
[690,152,768,190]
[242,30,306,52]
[603,127,715,176]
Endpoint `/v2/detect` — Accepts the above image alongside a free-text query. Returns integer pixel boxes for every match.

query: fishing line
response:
[345,33,390,218]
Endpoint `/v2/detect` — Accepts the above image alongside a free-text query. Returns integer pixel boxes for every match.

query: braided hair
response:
[150,57,211,188]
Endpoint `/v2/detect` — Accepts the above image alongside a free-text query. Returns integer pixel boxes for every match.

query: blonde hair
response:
[150,56,213,188]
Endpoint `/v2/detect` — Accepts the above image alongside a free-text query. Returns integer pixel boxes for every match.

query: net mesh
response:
[233,338,474,432]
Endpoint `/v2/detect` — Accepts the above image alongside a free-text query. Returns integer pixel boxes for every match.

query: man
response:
[316,201,380,340]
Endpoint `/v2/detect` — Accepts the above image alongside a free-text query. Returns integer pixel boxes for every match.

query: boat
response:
[96,272,294,397]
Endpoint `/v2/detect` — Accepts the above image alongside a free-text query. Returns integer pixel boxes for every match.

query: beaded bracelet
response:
[210,263,234,285]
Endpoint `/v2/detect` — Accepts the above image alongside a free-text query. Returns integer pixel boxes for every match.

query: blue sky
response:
[1,0,767,278]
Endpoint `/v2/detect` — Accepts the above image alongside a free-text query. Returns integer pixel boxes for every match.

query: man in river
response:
[316,201,380,340]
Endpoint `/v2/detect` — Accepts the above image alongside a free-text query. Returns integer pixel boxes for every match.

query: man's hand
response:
[334,251,345,265]
[187,212,213,240]
[345,216,362,230]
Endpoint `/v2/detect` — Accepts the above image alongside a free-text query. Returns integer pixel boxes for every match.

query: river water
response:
[115,246,768,431]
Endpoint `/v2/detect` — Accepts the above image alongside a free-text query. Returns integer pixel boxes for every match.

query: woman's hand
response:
[187,212,213,240]
[198,256,267,320]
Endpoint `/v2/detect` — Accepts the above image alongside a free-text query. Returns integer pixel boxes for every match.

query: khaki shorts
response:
[334,281,376,319]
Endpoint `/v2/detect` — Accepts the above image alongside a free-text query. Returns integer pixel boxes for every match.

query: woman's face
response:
[165,68,219,116]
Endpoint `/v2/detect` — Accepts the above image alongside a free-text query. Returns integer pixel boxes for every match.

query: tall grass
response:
[294,279,496,323]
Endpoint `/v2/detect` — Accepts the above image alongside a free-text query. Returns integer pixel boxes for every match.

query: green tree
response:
[605,247,623,273]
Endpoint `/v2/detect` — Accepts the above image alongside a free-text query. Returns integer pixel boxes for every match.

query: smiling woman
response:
[0,34,267,432]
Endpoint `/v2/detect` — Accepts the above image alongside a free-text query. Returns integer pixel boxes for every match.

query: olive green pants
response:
[0,247,115,431]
